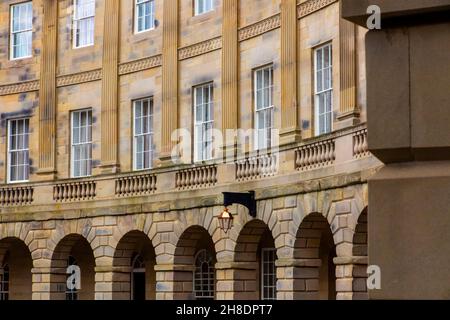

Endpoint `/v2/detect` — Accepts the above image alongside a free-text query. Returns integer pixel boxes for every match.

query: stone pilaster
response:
[100,0,120,174]
[31,267,52,300]
[160,0,179,164]
[280,0,301,145]
[37,0,58,180]
[334,256,368,300]
[221,0,239,158]
[337,17,360,128]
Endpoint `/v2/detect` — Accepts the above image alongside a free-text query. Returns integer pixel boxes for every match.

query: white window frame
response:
[131,254,145,300]
[70,109,93,178]
[194,83,214,162]
[314,43,333,136]
[73,0,95,49]
[135,0,155,34]
[194,0,214,16]
[133,97,154,171]
[10,2,33,60]
[7,118,30,184]
[254,65,274,151]
[193,249,215,300]
[261,248,277,301]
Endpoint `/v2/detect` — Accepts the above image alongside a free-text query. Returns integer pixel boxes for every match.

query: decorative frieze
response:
[238,14,281,42]
[56,69,102,87]
[0,186,34,206]
[176,165,218,190]
[179,37,222,60]
[115,173,157,197]
[118,55,162,75]
[0,80,40,96]
[298,0,338,18]
[53,181,96,202]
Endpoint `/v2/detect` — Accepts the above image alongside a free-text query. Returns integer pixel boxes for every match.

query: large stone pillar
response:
[342,0,450,299]
[215,262,258,300]
[155,264,193,300]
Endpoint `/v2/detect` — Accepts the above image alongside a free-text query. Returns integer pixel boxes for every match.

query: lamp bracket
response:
[222,191,256,217]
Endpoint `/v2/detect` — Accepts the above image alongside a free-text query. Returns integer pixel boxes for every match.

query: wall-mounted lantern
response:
[218,191,256,233]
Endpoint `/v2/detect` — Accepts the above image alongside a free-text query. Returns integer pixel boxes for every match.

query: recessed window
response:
[10,2,33,60]
[73,0,95,48]
[194,0,214,16]
[254,65,274,150]
[194,83,214,162]
[0,264,9,301]
[133,98,154,171]
[193,249,215,300]
[314,43,333,136]
[71,109,92,178]
[261,248,276,300]
[66,256,78,301]
[7,118,30,183]
[135,0,155,33]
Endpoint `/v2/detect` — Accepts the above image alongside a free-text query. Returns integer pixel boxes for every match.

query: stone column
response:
[155,264,194,300]
[37,0,58,180]
[100,0,120,174]
[280,0,301,145]
[221,0,239,159]
[160,0,179,164]
[94,266,118,300]
[337,17,359,128]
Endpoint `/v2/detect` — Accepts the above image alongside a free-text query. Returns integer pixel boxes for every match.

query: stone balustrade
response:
[53,181,97,202]
[115,173,157,197]
[236,153,278,181]
[175,165,218,190]
[295,138,335,171]
[0,186,34,206]
[353,128,369,158]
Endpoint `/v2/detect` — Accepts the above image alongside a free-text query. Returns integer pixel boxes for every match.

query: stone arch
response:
[293,212,336,300]
[0,237,33,300]
[233,219,277,300]
[50,233,95,300]
[171,225,217,300]
[352,207,368,299]
[112,230,156,300]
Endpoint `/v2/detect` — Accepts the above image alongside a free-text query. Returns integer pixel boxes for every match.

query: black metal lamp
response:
[218,191,257,233]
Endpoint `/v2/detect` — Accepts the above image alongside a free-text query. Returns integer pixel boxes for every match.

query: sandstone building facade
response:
[0,0,380,300]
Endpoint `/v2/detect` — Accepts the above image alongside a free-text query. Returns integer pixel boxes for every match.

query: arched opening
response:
[50,234,95,300]
[294,213,336,300]
[352,207,368,299]
[234,220,277,300]
[0,238,32,300]
[112,230,156,300]
[174,226,216,300]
